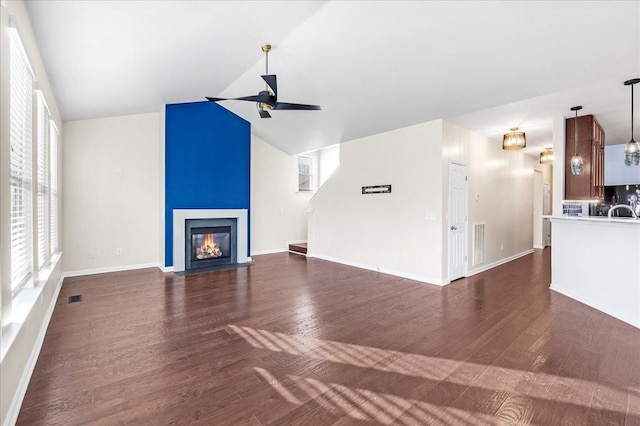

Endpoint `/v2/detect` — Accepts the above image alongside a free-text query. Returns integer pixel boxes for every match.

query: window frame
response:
[297,155,315,193]
[36,91,51,269]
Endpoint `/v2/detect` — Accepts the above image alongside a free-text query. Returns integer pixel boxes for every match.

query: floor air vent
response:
[473,223,485,266]
[68,295,82,303]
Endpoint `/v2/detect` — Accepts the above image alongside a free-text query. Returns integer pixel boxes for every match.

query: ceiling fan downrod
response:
[262,44,271,90]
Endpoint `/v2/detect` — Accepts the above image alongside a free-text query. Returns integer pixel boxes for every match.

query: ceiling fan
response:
[206,44,321,118]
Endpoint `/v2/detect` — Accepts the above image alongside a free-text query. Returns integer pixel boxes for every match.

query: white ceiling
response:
[25,1,640,156]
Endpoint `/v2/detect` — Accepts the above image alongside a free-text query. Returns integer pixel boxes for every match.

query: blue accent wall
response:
[165,101,250,266]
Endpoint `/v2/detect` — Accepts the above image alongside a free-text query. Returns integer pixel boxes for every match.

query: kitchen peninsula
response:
[548,215,640,328]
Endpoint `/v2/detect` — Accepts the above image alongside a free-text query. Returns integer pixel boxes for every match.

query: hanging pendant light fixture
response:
[623,78,640,166]
[539,147,554,164]
[502,127,526,150]
[570,106,584,175]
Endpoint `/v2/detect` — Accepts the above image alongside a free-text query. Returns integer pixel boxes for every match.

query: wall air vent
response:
[473,223,485,266]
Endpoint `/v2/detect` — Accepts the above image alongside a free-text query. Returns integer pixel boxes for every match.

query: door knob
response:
[450,226,457,230]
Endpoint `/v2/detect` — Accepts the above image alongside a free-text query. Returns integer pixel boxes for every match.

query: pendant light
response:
[623,78,640,166]
[570,106,583,175]
[539,147,554,164]
[502,127,526,150]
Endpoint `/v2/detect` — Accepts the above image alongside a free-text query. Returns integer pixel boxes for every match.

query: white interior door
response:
[533,170,543,248]
[449,162,467,281]
[543,183,552,246]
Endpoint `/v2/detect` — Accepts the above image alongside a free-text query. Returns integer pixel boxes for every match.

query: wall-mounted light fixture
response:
[539,147,554,164]
[570,106,584,175]
[502,127,526,150]
[623,78,640,166]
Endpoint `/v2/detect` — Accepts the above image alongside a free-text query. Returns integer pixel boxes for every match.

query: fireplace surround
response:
[172,209,249,272]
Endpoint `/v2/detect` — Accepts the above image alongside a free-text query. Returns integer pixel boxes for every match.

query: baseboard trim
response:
[533,244,545,249]
[466,249,534,277]
[308,253,446,286]
[63,262,159,278]
[159,265,174,273]
[4,275,63,426]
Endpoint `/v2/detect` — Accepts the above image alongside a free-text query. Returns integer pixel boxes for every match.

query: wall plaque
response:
[362,185,392,194]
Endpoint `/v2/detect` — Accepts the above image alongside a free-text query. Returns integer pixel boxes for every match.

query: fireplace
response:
[185,218,237,271]
[172,209,248,273]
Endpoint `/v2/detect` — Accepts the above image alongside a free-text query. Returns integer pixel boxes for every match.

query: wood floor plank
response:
[15,249,640,425]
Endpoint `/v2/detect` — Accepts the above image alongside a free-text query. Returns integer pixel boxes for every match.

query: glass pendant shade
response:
[624,140,639,166]
[624,78,640,167]
[570,106,583,176]
[539,148,554,164]
[502,127,526,150]
[570,154,584,175]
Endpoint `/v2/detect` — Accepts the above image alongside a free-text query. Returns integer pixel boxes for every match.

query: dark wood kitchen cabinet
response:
[565,114,605,200]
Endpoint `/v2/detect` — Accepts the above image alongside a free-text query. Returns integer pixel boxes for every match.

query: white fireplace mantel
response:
[172,209,248,272]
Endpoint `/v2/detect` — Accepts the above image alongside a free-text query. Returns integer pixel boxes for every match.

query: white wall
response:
[158,106,166,269]
[250,135,311,254]
[308,118,537,286]
[62,113,160,274]
[0,1,64,425]
[552,115,565,215]
[442,121,536,278]
[309,120,445,284]
[318,144,340,186]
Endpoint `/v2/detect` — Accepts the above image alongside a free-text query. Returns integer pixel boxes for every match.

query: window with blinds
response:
[298,155,314,192]
[37,93,50,268]
[9,26,35,294]
[50,122,59,255]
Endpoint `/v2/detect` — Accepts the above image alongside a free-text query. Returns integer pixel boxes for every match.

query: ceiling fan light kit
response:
[206,44,321,118]
[502,127,526,150]
[623,78,640,167]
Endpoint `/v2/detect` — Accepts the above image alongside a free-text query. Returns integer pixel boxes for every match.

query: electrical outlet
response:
[500,244,504,251]
[116,248,122,256]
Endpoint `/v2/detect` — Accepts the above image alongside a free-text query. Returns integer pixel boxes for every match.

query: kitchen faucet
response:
[608,204,638,219]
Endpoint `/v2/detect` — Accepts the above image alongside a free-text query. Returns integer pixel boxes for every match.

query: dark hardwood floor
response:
[17,249,640,425]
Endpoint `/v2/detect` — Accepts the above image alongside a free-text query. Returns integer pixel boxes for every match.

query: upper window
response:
[9,26,34,295]
[298,155,314,192]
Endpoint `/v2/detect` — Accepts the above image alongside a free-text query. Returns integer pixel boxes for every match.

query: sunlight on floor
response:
[228,323,635,423]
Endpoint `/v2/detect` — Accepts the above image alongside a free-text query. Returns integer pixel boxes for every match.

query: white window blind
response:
[50,121,59,255]
[9,25,34,294]
[37,93,50,268]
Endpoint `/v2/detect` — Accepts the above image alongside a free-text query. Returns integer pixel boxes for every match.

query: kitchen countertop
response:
[544,215,640,224]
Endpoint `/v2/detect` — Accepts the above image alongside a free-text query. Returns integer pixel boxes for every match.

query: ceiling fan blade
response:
[206,95,262,103]
[258,109,271,118]
[261,74,278,98]
[273,102,321,111]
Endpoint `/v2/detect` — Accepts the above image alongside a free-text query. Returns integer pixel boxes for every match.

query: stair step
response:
[288,243,307,255]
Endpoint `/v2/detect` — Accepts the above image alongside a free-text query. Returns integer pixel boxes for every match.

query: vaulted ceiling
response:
[25,1,640,156]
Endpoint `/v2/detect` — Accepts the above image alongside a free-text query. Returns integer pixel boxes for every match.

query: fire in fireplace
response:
[192,229,229,260]
[185,219,237,271]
